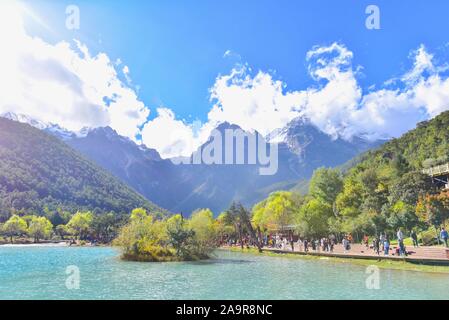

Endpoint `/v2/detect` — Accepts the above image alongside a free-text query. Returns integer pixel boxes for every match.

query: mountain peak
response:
[87,126,119,139]
[214,121,243,132]
[0,112,80,140]
[1,112,49,130]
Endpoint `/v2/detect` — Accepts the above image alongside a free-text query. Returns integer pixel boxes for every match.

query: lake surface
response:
[0,246,448,299]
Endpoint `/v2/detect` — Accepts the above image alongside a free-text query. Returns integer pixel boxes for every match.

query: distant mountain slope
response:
[65,119,380,214]
[0,118,164,219]
[0,112,381,214]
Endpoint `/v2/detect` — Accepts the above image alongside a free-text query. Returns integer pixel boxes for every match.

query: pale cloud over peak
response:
[207,65,305,137]
[0,4,149,140]
[141,108,214,158]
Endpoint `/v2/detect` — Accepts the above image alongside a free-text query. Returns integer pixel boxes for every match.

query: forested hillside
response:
[252,111,449,242]
[356,111,449,171]
[0,118,164,220]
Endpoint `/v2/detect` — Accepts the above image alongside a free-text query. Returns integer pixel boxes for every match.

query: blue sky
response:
[2,0,449,157]
[25,0,449,121]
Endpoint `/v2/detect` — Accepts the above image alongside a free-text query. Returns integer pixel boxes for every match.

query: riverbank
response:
[0,238,105,247]
[220,247,449,274]
[0,242,68,247]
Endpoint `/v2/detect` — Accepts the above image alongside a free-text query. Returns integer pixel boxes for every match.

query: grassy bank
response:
[220,247,449,274]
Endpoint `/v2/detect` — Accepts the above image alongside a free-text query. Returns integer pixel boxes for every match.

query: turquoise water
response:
[0,246,448,299]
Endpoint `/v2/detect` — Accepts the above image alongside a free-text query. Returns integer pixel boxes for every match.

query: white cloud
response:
[142,42,449,158]
[141,108,214,158]
[0,3,149,139]
[2,2,448,159]
[306,42,354,81]
[402,45,435,84]
[206,43,364,140]
[208,65,305,136]
[207,43,449,142]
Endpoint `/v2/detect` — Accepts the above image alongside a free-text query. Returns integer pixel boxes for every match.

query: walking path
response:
[261,243,449,265]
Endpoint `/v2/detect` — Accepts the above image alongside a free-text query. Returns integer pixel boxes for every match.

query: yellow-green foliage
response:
[67,211,93,239]
[215,212,235,236]
[188,209,217,255]
[252,191,303,230]
[27,216,53,241]
[1,215,27,242]
[114,208,219,262]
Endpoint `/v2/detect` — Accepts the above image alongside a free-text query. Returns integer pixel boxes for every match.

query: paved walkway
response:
[260,243,449,265]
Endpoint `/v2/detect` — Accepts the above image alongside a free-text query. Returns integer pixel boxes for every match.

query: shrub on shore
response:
[113,208,219,262]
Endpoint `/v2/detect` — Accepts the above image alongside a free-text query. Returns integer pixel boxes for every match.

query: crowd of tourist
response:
[221,226,449,257]
[260,228,415,257]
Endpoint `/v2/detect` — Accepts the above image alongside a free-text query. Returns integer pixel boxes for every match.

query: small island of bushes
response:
[113,208,220,262]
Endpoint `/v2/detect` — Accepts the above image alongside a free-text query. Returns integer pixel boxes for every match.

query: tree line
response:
[0,211,126,244]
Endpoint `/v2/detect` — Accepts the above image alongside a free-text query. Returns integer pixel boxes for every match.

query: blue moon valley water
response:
[0,246,448,299]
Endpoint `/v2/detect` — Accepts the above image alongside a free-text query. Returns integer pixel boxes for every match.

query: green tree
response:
[67,211,93,240]
[296,198,333,238]
[224,203,245,249]
[416,192,449,243]
[27,216,53,243]
[252,191,302,230]
[55,224,70,240]
[114,208,168,259]
[130,208,149,221]
[215,212,235,240]
[188,209,217,256]
[309,168,343,205]
[2,215,27,243]
[335,173,364,219]
[91,212,122,243]
[389,172,435,206]
[166,214,195,259]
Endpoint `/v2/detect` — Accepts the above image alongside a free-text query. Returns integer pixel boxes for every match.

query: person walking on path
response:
[297,238,303,252]
[398,239,407,256]
[397,228,404,242]
[379,233,385,252]
[347,234,353,244]
[384,236,390,256]
[342,237,350,253]
[373,237,380,255]
[397,229,406,256]
[363,235,369,249]
[410,230,419,247]
[440,227,449,248]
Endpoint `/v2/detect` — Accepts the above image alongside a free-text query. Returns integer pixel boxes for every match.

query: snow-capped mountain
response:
[1,112,384,214]
[0,112,83,140]
[269,116,382,160]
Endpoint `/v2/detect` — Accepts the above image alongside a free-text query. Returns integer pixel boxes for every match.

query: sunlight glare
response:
[0,1,26,41]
